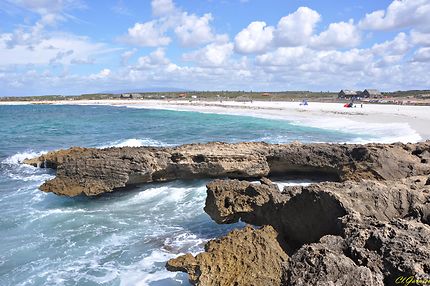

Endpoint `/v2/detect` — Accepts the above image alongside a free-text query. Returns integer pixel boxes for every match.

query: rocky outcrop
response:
[166,225,288,286]
[24,141,430,196]
[167,176,430,285]
[23,141,430,285]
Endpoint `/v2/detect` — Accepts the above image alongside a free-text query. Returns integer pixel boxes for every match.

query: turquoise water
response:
[0,105,368,286]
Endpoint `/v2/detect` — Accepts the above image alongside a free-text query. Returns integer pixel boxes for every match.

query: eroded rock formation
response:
[166,225,288,286]
[24,141,430,196]
[168,176,430,285]
[23,141,430,285]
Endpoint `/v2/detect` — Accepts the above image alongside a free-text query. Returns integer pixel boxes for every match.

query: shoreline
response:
[1,99,429,142]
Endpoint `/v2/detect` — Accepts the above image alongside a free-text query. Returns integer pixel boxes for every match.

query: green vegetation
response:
[1,90,429,103]
[382,90,430,98]
[0,91,338,101]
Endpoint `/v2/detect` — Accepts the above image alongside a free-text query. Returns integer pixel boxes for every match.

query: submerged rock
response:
[24,141,430,196]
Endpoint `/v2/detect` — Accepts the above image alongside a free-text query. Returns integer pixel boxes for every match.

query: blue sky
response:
[0,0,429,96]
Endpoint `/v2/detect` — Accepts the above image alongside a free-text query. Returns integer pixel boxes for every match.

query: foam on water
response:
[119,251,188,286]
[0,177,237,286]
[100,138,168,148]
[2,151,47,165]
[1,151,54,185]
[276,180,313,190]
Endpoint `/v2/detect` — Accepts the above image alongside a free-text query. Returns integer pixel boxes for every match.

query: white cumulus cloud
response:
[371,32,410,56]
[183,41,234,66]
[175,13,215,47]
[359,0,430,32]
[410,30,430,46]
[90,68,111,79]
[135,48,170,70]
[151,0,176,17]
[413,47,430,62]
[275,7,321,46]
[234,21,274,54]
[121,21,171,47]
[311,20,361,49]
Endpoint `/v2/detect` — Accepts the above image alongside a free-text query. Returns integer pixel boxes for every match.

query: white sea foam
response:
[119,250,190,286]
[8,173,54,182]
[2,150,54,183]
[125,184,206,206]
[163,231,207,255]
[99,138,167,148]
[275,180,313,190]
[2,150,47,165]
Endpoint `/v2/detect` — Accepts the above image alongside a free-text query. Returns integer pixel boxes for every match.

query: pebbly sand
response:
[2,99,430,142]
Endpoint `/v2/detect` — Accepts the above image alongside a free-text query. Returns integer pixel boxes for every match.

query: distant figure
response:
[361,103,363,108]
[299,99,308,106]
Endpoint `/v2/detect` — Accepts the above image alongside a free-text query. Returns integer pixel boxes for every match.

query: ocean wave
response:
[1,150,54,183]
[7,173,54,182]
[99,138,167,148]
[119,249,189,286]
[2,150,47,165]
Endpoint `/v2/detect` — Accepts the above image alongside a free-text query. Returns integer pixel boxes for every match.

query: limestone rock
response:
[205,177,430,249]
[340,215,430,285]
[168,177,430,285]
[20,141,430,284]
[23,141,430,196]
[284,235,383,286]
[166,225,288,286]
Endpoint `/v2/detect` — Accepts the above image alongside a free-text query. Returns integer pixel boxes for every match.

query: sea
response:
[0,104,420,286]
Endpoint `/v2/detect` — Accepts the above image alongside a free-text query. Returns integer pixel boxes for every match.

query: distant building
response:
[121,93,143,99]
[416,94,430,99]
[261,92,271,96]
[132,93,144,99]
[362,89,381,98]
[338,90,358,99]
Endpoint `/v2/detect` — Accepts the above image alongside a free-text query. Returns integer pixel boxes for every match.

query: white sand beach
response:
[2,99,430,142]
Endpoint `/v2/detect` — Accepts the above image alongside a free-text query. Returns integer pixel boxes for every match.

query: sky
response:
[0,0,429,96]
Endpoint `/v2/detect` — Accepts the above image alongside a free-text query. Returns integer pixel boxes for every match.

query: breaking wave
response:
[99,138,168,148]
